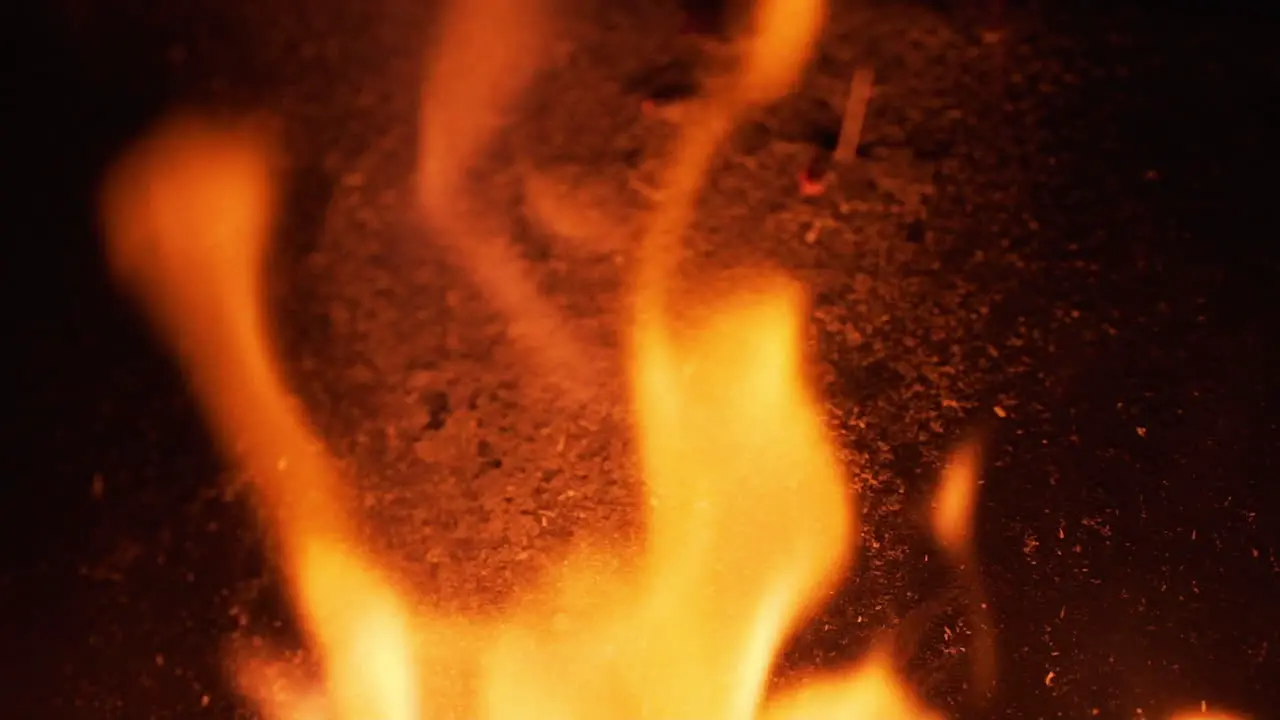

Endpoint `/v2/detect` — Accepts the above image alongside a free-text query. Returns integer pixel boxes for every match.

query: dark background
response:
[7,0,1278,717]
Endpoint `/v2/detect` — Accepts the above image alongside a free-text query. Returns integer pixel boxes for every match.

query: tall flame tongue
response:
[100,2,959,719]
[99,119,424,720]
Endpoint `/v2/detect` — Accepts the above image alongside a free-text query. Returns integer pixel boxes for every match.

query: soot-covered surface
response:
[8,0,1278,718]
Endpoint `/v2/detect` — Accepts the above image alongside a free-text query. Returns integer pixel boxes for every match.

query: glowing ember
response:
[97,1,1245,719]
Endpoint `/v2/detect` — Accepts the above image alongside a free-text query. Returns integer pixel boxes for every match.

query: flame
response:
[930,438,996,697]
[100,115,938,719]
[97,2,1238,720]
[94,1,935,717]
[932,440,981,553]
[99,116,427,720]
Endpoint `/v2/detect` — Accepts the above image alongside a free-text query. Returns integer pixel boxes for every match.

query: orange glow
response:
[97,3,1235,720]
[930,438,995,696]
[1170,710,1244,720]
[932,439,981,553]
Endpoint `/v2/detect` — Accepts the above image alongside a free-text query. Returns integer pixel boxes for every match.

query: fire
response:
[98,112,944,718]
[96,1,1245,719]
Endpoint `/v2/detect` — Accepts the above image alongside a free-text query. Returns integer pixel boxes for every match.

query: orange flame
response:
[94,1,939,716]
[99,2,1240,719]
[99,119,938,720]
[930,438,996,697]
[99,116,426,720]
